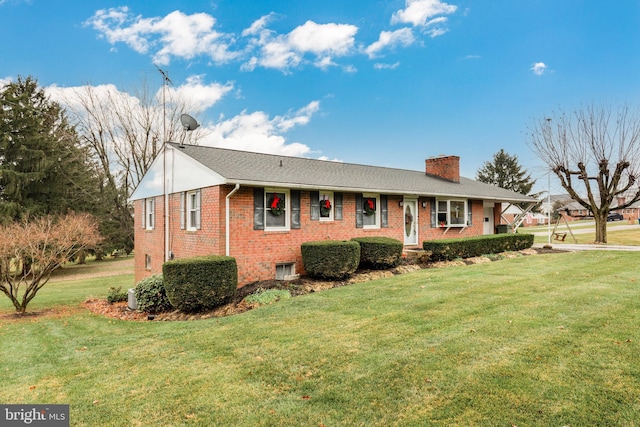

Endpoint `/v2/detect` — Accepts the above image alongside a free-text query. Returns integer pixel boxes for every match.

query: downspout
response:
[225,184,241,256]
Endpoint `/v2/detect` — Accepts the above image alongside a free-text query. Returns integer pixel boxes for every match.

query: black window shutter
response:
[467,199,472,226]
[355,193,363,228]
[253,188,264,230]
[334,193,343,220]
[430,199,437,228]
[310,191,320,220]
[381,195,388,228]
[291,190,301,229]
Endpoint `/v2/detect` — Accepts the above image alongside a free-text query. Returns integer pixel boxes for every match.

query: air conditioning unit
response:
[127,288,137,310]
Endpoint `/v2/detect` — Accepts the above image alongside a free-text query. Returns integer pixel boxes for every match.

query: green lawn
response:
[530,222,640,245]
[1,252,640,425]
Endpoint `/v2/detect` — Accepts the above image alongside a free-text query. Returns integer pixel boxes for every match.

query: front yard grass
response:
[534,226,640,245]
[1,251,639,425]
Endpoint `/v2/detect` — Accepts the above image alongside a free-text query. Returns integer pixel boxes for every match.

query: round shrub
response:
[134,274,173,313]
[107,286,128,304]
[163,255,238,313]
[301,240,360,280]
[352,236,403,269]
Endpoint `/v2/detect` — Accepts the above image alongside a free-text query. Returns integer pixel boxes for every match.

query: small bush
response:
[244,289,291,305]
[134,274,173,313]
[163,255,238,313]
[352,236,403,269]
[107,286,128,304]
[423,234,534,261]
[301,240,360,280]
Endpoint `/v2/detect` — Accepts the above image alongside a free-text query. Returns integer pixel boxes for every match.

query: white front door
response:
[403,199,418,246]
[483,207,494,235]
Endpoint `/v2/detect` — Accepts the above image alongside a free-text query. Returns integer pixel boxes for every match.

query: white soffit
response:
[130,147,225,200]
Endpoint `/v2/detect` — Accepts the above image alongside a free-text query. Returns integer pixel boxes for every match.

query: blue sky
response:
[2,0,640,194]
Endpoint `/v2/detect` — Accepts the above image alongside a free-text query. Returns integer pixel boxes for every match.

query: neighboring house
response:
[613,195,640,222]
[130,143,537,287]
[559,200,591,220]
[501,203,548,227]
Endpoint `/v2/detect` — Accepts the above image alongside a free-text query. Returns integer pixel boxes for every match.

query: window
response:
[265,189,289,231]
[145,198,155,230]
[362,194,380,229]
[145,254,151,270]
[187,190,201,230]
[319,191,334,221]
[276,263,296,280]
[436,199,468,227]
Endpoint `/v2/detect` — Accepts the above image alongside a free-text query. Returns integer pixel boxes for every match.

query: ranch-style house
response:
[130,143,536,286]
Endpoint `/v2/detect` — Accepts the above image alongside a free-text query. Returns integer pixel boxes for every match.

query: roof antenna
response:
[155,64,172,142]
[179,113,200,148]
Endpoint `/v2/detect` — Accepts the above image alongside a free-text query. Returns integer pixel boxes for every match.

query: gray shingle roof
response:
[168,142,536,203]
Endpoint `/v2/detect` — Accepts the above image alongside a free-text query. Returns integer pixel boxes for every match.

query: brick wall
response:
[134,185,487,286]
[425,155,460,183]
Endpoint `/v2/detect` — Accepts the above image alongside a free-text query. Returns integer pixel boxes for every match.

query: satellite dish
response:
[180,113,200,131]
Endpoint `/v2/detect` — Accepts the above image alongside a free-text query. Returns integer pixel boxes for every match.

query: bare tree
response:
[59,81,204,252]
[0,213,102,313]
[529,104,640,243]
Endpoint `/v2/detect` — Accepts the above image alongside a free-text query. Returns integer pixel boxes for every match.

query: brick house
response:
[130,143,536,287]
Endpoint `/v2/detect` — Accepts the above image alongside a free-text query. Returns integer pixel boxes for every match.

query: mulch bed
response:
[81,247,567,322]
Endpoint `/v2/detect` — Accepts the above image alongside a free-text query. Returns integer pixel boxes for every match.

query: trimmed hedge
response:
[301,240,360,280]
[134,274,173,313]
[351,236,403,269]
[163,255,238,313]
[423,234,534,261]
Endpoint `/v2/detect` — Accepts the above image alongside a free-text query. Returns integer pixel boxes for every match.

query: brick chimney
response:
[425,155,460,183]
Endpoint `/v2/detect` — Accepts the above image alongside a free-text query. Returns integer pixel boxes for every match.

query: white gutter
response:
[223,179,536,204]
[225,184,241,256]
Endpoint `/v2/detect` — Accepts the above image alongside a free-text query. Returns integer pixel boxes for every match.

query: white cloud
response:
[84,6,463,71]
[374,62,401,70]
[366,28,415,58]
[200,101,321,156]
[426,27,448,38]
[242,13,276,37]
[289,21,357,56]
[84,7,239,66]
[391,0,457,27]
[165,75,234,113]
[274,101,320,132]
[531,62,547,76]
[46,82,141,114]
[242,20,358,71]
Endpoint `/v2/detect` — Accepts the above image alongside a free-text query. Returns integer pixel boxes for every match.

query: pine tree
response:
[0,76,100,223]
[476,149,536,195]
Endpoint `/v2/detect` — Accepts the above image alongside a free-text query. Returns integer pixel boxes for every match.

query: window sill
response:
[265,228,291,233]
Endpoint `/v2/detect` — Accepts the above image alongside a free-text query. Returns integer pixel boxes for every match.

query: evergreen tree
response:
[476,149,536,195]
[0,76,100,223]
